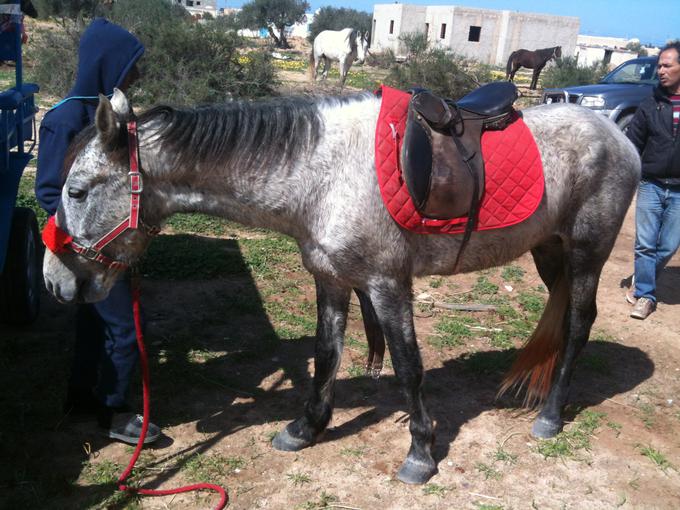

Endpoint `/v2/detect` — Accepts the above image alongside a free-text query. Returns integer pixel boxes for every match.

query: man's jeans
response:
[633,179,680,302]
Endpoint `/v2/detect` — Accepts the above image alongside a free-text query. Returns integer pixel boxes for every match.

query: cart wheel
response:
[0,207,42,324]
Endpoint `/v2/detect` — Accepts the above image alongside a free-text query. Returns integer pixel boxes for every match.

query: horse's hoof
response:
[272,426,313,452]
[531,417,562,439]
[396,459,438,484]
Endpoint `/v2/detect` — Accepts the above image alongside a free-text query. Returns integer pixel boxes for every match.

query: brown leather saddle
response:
[400,81,518,269]
[401,81,518,220]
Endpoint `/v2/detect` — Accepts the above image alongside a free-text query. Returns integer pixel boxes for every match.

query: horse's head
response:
[43,89,157,304]
[355,30,369,64]
[554,46,562,59]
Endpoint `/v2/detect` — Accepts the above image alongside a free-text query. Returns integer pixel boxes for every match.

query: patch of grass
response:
[165,213,234,236]
[241,235,300,279]
[340,445,367,458]
[422,483,448,496]
[81,460,121,485]
[489,329,514,349]
[494,447,517,464]
[297,491,339,509]
[518,292,545,315]
[183,453,244,482]
[638,445,674,473]
[606,420,623,437]
[428,314,476,348]
[637,403,656,429]
[472,276,499,297]
[501,265,525,283]
[475,504,504,510]
[346,363,365,378]
[536,410,605,459]
[286,472,312,485]
[16,173,49,228]
[429,276,444,288]
[476,462,502,480]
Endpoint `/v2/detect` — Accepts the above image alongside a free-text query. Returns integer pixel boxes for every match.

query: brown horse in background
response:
[506,46,561,90]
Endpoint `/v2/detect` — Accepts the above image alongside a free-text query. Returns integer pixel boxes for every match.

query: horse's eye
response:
[67,187,86,199]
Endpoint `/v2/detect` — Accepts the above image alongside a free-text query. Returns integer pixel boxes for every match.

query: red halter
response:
[42,121,157,270]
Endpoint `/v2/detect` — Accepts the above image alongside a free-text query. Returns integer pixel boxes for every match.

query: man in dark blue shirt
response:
[36,18,160,444]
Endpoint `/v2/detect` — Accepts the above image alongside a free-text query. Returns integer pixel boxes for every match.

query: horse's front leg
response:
[367,278,436,484]
[272,278,350,451]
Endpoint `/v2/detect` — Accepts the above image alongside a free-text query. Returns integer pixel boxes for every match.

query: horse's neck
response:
[142,96,381,237]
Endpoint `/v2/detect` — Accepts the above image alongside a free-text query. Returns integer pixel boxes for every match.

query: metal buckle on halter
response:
[81,246,101,261]
[129,171,143,194]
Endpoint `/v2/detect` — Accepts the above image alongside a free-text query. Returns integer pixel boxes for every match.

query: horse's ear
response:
[95,94,122,150]
[110,88,133,119]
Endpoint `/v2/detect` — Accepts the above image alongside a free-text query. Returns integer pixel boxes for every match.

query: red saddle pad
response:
[374,85,544,234]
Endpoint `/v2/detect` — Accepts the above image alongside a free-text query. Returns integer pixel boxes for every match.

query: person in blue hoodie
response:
[36,18,160,444]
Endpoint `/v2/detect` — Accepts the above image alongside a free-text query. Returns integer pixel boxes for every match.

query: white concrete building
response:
[173,0,218,18]
[371,3,579,67]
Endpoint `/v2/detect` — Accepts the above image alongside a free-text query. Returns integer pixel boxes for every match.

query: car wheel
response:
[616,113,634,134]
[0,207,42,324]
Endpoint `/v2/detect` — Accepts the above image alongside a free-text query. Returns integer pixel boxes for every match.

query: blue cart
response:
[0,1,40,324]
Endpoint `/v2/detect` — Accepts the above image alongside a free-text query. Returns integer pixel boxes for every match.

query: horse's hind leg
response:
[367,278,436,484]
[272,278,350,451]
[530,238,605,438]
[354,288,386,378]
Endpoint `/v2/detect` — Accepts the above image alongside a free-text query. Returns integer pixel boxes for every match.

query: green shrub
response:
[27,0,277,105]
[541,56,609,89]
[307,6,372,42]
[384,32,493,99]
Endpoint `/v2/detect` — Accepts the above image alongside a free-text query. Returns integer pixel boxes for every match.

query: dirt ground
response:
[2,46,680,510]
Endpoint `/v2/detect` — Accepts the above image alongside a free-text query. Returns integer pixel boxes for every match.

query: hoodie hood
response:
[68,18,144,98]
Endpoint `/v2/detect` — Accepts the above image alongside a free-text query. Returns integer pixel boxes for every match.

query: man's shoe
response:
[630,297,655,320]
[105,413,161,445]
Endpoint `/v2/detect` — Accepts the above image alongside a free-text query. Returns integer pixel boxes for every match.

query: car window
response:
[603,60,658,85]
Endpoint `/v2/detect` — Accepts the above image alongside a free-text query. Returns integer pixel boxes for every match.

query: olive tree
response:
[239,0,309,49]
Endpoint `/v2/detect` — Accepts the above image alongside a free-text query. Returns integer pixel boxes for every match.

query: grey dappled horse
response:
[310,28,368,88]
[43,89,639,484]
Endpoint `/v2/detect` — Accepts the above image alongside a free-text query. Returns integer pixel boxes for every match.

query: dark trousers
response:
[68,276,140,409]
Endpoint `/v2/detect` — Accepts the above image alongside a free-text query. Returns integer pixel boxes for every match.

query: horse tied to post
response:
[43,87,639,485]
[506,46,561,90]
[311,28,368,87]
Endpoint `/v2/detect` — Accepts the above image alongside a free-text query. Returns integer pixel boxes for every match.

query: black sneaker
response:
[104,413,161,445]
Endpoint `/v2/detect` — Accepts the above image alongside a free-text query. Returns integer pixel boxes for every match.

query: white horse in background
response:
[310,28,369,88]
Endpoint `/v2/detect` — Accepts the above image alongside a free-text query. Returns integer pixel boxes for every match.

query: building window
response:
[468,26,481,42]
[186,0,193,5]
[389,20,394,34]
[425,23,429,38]
[440,24,446,39]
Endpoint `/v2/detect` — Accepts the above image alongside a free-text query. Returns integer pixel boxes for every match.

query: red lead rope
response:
[118,278,228,508]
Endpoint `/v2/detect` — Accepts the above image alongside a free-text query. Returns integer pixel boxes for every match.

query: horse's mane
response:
[66,94,372,175]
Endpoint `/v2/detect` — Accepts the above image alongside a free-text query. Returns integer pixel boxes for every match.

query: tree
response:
[239,0,308,49]
[307,6,371,42]
[625,41,648,57]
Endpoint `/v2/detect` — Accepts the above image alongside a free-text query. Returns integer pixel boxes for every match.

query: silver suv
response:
[542,56,658,131]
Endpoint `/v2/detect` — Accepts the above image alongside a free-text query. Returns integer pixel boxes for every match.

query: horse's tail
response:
[505,52,515,79]
[498,273,569,407]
